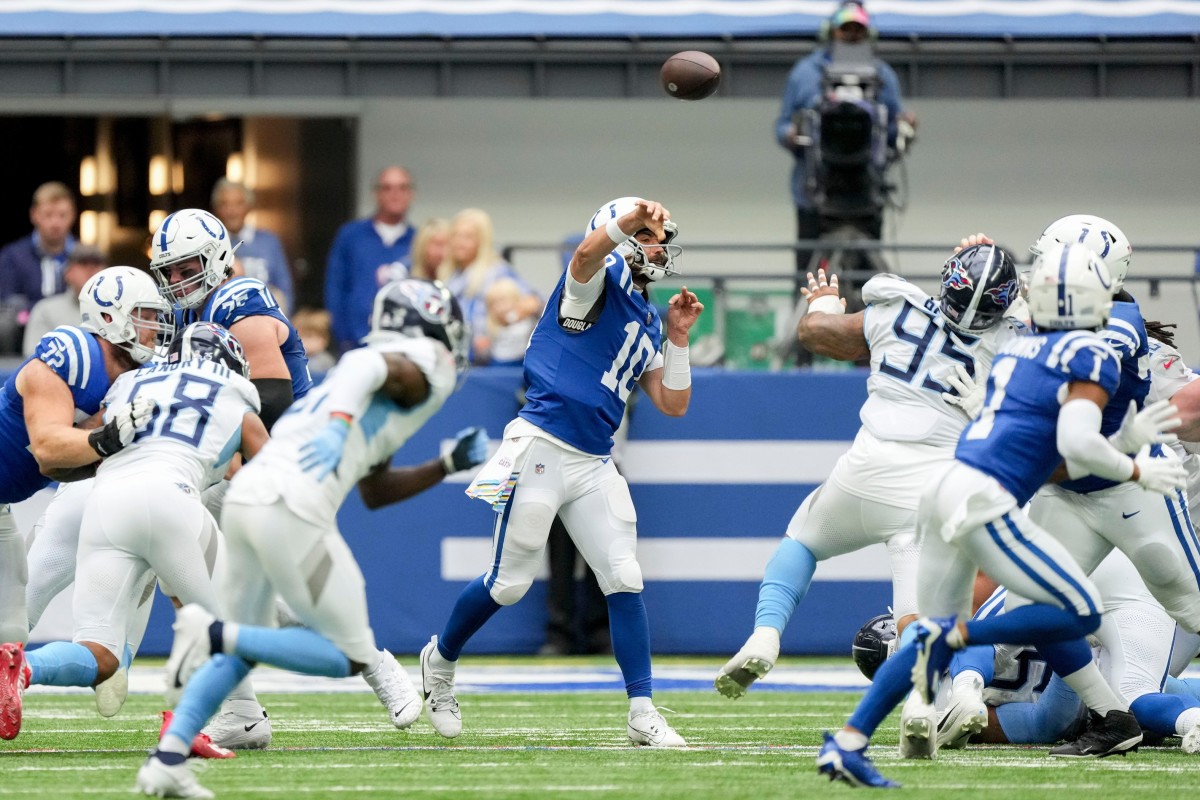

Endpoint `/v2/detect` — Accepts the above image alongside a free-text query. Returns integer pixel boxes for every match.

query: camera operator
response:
[776,2,916,322]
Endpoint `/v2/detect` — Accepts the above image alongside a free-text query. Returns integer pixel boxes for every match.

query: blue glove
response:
[299,419,351,480]
[442,427,489,473]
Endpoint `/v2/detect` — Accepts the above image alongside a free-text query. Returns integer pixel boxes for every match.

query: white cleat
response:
[937,684,988,750]
[420,636,462,738]
[94,664,129,718]
[898,690,938,760]
[714,627,780,699]
[164,605,216,705]
[364,649,421,730]
[134,754,214,799]
[1182,719,1200,754]
[628,708,687,747]
[203,699,271,750]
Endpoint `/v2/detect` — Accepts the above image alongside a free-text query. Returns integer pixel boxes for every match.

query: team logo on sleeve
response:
[985,278,1019,308]
[942,258,973,292]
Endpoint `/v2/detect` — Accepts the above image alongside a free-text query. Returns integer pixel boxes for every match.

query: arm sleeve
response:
[322,348,389,419]
[250,378,293,432]
[562,264,607,319]
[1057,397,1135,481]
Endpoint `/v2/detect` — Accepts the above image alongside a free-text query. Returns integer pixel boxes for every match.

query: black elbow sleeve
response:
[252,378,295,432]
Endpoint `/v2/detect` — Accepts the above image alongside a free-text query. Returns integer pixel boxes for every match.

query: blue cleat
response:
[910,616,956,705]
[816,732,900,789]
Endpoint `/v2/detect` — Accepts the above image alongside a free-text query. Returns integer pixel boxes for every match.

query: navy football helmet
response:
[852,612,897,681]
[938,244,1019,334]
[169,321,250,378]
[367,279,469,371]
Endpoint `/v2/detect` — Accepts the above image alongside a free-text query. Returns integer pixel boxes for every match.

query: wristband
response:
[441,451,456,475]
[606,218,629,245]
[807,295,845,316]
[330,411,353,428]
[662,340,691,391]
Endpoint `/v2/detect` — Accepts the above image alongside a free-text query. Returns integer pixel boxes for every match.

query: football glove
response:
[1133,447,1187,496]
[88,397,158,458]
[443,427,489,474]
[299,418,352,480]
[1108,399,1180,454]
[941,365,984,419]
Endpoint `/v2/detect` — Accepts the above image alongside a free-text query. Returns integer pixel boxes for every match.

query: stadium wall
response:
[20,367,894,657]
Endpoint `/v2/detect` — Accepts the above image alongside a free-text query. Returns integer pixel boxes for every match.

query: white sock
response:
[945,624,966,650]
[834,729,869,751]
[1061,663,1127,716]
[952,670,984,695]
[364,650,387,676]
[160,733,191,756]
[429,646,454,670]
[630,696,654,716]
[1176,707,1200,736]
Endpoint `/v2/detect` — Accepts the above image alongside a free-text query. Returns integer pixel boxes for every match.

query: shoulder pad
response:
[861,274,928,308]
[206,278,280,327]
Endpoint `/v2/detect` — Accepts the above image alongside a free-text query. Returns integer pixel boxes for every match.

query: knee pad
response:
[506,491,557,551]
[490,578,533,606]
[1131,542,1187,589]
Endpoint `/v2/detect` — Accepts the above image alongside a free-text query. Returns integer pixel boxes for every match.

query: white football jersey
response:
[1147,337,1200,508]
[227,336,457,523]
[859,275,1023,448]
[99,358,260,491]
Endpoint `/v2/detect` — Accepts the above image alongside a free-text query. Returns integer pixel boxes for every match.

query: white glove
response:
[1133,447,1187,496]
[1108,399,1180,453]
[941,365,984,418]
[88,397,158,458]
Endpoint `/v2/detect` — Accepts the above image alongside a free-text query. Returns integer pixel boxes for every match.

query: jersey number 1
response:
[601,321,655,402]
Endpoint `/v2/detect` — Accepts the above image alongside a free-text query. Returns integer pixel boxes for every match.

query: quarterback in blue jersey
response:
[815,243,1186,788]
[420,197,703,747]
[0,266,169,738]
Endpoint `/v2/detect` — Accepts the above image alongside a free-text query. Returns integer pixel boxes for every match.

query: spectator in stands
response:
[439,208,540,362]
[0,182,78,351]
[21,244,107,356]
[212,178,294,312]
[408,218,451,280]
[476,278,536,366]
[324,165,416,353]
[291,307,337,376]
[776,2,915,291]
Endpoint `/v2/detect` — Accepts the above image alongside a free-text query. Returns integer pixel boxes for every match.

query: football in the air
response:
[660,51,721,101]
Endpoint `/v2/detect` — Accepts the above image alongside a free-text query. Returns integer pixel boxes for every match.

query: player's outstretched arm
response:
[640,286,703,417]
[18,360,121,470]
[230,315,294,429]
[569,199,669,284]
[796,269,868,362]
[239,412,270,461]
[357,427,489,509]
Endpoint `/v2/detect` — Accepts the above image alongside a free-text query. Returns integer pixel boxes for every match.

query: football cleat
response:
[203,699,271,750]
[714,627,780,699]
[135,751,214,799]
[95,663,129,717]
[0,642,28,740]
[1049,709,1142,758]
[164,605,216,705]
[910,616,957,705]
[363,649,421,729]
[420,636,462,738]
[816,732,900,789]
[1182,718,1200,754]
[937,681,988,750]
[628,708,687,747]
[898,691,937,759]
[159,711,235,759]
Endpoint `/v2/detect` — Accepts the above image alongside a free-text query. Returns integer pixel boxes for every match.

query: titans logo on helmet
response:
[942,258,973,292]
[985,278,1019,308]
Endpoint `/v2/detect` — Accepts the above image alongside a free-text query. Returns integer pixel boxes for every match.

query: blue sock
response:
[995,674,1084,744]
[230,626,350,677]
[1036,638,1095,677]
[897,622,918,650]
[846,640,918,737]
[966,603,1097,647]
[27,642,98,687]
[1165,676,1200,703]
[949,644,996,683]
[166,655,252,746]
[1131,692,1197,737]
[753,538,817,632]
[438,576,503,661]
[607,592,652,698]
[119,643,133,671]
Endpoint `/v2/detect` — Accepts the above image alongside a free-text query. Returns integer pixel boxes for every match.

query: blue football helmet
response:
[367,279,469,371]
[169,322,250,378]
[938,244,1019,334]
[852,612,897,681]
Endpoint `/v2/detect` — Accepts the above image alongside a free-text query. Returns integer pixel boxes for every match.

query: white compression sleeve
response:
[1057,398,1135,482]
[661,340,691,391]
[562,267,606,320]
[324,348,389,419]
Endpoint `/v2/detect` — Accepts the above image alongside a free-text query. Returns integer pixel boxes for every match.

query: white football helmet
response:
[1029,214,1131,292]
[78,266,174,364]
[1026,242,1114,331]
[585,196,681,283]
[149,208,237,309]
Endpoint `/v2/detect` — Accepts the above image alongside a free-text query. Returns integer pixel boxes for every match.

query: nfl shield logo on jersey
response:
[535,463,545,474]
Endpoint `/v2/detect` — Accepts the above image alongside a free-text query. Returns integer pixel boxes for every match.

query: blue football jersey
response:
[956,330,1121,506]
[176,277,312,399]
[1059,301,1149,494]
[520,255,663,455]
[0,326,111,503]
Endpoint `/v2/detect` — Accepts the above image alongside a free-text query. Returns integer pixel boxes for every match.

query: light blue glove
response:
[299,419,351,480]
[442,426,489,473]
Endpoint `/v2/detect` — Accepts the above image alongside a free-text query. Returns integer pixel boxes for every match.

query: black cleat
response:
[1049,709,1142,758]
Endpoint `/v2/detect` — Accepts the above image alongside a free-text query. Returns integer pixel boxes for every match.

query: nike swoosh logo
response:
[243,721,261,732]
[1122,511,1140,519]
[1164,358,1178,369]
